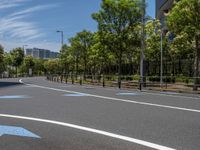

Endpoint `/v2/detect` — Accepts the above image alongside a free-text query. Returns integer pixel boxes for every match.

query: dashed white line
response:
[0,113,176,150]
[19,79,200,113]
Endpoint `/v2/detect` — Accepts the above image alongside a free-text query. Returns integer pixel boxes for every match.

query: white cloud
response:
[0,15,44,41]
[0,2,60,41]
[0,0,29,9]
[0,0,61,51]
[10,4,58,17]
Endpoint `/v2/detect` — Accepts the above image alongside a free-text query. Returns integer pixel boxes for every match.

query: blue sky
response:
[0,0,155,52]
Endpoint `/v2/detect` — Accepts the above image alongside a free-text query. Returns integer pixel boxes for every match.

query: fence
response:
[46,74,200,94]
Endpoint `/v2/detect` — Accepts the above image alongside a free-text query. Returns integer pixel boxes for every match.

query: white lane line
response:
[52,79,200,100]
[20,78,200,100]
[19,79,23,83]
[143,91,200,100]
[0,114,175,150]
[84,86,200,100]
[20,79,200,113]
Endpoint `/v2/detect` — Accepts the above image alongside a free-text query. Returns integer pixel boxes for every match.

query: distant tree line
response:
[0,46,46,77]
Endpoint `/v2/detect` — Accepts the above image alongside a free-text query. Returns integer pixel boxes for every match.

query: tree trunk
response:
[193,36,200,91]
[75,57,79,80]
[172,59,175,76]
[118,50,122,89]
[178,57,182,75]
[84,57,87,80]
[16,67,18,77]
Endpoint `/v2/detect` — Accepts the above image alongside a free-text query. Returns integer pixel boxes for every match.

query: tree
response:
[69,30,93,79]
[145,19,168,75]
[89,32,106,80]
[69,38,82,78]
[90,32,116,77]
[33,58,45,75]
[167,0,200,90]
[0,45,5,74]
[145,20,161,62]
[44,59,59,74]
[59,44,69,74]
[168,32,193,76]
[10,47,24,76]
[24,55,35,75]
[92,0,142,88]
[3,52,13,76]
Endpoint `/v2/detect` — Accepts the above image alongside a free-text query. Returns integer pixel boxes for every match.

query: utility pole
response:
[160,30,163,88]
[23,45,28,53]
[57,30,64,47]
[140,0,145,90]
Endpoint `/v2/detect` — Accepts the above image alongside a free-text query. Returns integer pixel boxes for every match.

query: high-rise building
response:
[25,48,59,59]
[32,48,40,58]
[25,49,33,56]
[156,0,174,29]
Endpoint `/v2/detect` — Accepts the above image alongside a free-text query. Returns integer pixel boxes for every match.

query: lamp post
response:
[23,45,28,51]
[56,30,64,47]
[160,30,163,88]
[140,0,145,90]
[23,45,28,54]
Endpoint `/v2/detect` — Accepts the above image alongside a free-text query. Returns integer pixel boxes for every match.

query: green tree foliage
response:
[69,30,93,79]
[168,32,193,59]
[3,53,13,76]
[167,0,200,90]
[4,53,12,67]
[59,44,72,75]
[33,58,45,75]
[0,45,5,74]
[92,0,142,88]
[44,59,59,74]
[10,47,24,75]
[90,32,116,76]
[145,19,162,62]
[68,38,82,77]
[24,55,35,74]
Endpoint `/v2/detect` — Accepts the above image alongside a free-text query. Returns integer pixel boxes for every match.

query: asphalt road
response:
[0,77,200,150]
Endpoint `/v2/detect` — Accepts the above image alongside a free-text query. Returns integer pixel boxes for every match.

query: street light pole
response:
[57,30,64,47]
[140,0,145,90]
[23,45,28,54]
[160,30,163,88]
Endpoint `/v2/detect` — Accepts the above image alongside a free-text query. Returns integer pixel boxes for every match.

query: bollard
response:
[72,75,74,84]
[66,76,68,84]
[139,82,142,91]
[61,75,63,83]
[80,77,82,85]
[102,75,105,87]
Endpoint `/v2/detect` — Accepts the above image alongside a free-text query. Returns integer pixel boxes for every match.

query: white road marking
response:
[20,78,200,100]
[0,114,175,150]
[19,79,200,113]
[63,80,200,100]
[19,79,23,83]
[143,91,200,100]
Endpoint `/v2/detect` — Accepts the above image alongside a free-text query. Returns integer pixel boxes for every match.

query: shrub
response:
[133,75,140,81]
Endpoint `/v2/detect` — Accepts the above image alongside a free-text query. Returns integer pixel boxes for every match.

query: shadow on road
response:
[0,81,21,88]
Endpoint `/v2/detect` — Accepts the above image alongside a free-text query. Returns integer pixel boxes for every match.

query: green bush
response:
[148,76,176,83]
[164,76,175,83]
[175,76,193,84]
[126,76,133,81]
[133,75,140,81]
[149,76,160,82]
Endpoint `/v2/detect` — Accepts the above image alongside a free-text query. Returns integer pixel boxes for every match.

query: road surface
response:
[0,77,199,150]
